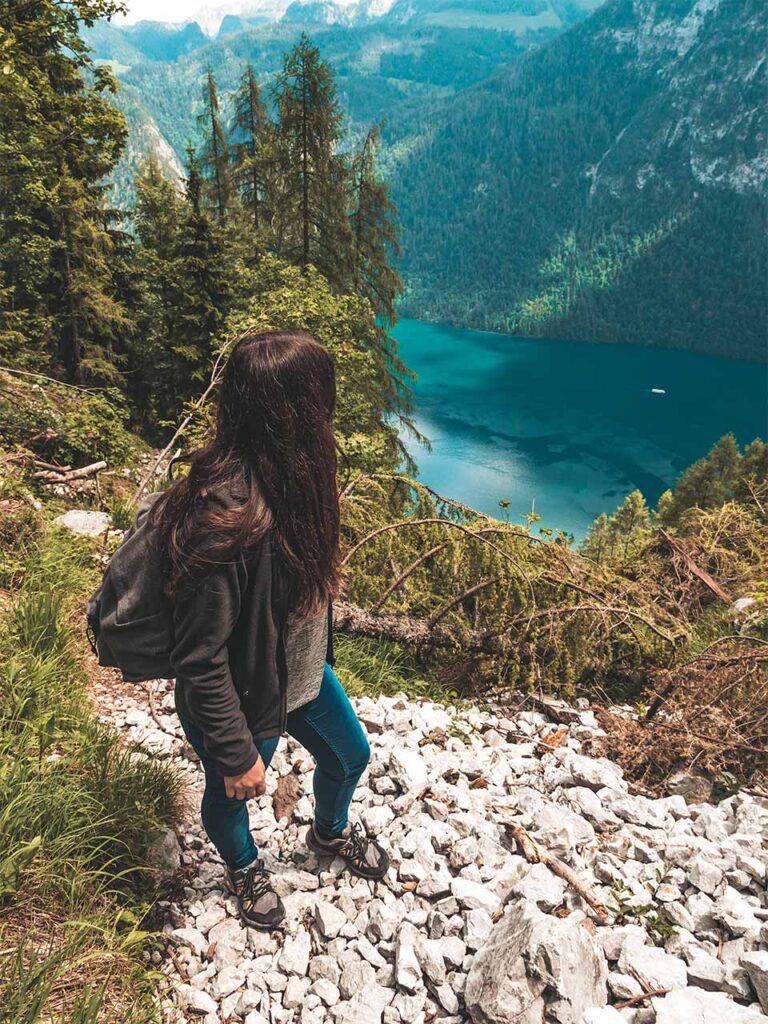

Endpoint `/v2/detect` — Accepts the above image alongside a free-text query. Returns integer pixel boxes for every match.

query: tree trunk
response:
[248,76,260,230]
[301,59,309,271]
[59,226,81,383]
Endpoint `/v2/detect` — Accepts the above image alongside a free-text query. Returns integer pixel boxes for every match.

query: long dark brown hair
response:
[151,329,342,616]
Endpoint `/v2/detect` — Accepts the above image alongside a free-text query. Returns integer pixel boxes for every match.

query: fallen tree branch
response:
[371,540,452,612]
[502,822,609,922]
[659,528,732,604]
[507,603,680,644]
[614,987,670,1009]
[645,635,768,721]
[333,599,500,653]
[428,577,502,629]
[32,460,106,482]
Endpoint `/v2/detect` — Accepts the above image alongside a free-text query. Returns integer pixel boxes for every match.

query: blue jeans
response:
[177,662,371,871]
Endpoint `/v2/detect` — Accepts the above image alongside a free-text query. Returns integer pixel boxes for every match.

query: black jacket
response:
[171,493,334,777]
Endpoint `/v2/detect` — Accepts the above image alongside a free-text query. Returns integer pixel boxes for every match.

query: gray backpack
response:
[86,492,174,682]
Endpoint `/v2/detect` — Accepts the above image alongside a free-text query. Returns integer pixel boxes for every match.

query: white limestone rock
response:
[395,921,424,993]
[54,509,111,536]
[652,987,766,1024]
[315,901,347,940]
[175,984,218,1015]
[389,749,429,795]
[577,1009,626,1024]
[741,950,768,1012]
[618,936,687,992]
[464,901,608,1024]
[277,928,311,976]
[171,926,207,958]
[451,876,501,915]
[511,861,566,912]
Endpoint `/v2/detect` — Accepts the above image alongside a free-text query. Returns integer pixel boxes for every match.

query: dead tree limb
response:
[342,516,536,605]
[659,528,732,604]
[131,349,228,508]
[33,460,106,482]
[645,635,768,721]
[332,599,499,653]
[428,577,502,629]
[371,540,451,611]
[503,822,609,922]
[614,988,670,1009]
[507,603,679,644]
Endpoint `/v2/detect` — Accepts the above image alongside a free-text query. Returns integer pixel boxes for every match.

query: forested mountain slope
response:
[86,1,600,204]
[389,0,768,360]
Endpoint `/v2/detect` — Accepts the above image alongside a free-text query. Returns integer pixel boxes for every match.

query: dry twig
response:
[502,822,609,921]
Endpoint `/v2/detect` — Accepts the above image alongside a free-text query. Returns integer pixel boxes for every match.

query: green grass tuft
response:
[0,527,183,1021]
[333,633,458,703]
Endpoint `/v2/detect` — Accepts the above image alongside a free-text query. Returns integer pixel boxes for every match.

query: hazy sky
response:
[120,0,201,23]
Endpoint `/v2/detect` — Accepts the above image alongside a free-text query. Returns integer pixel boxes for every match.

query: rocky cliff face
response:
[589,0,767,198]
[391,0,768,359]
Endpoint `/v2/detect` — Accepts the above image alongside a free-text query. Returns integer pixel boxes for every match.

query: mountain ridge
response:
[388,0,768,359]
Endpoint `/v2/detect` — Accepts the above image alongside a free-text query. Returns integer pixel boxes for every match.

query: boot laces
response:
[340,822,369,865]
[239,860,273,902]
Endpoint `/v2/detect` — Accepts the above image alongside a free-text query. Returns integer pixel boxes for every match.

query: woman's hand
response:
[224,756,266,800]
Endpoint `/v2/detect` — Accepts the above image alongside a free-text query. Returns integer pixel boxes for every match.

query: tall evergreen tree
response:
[0,0,129,382]
[165,149,232,408]
[349,123,402,323]
[231,65,271,236]
[129,154,184,429]
[271,35,351,288]
[197,69,232,225]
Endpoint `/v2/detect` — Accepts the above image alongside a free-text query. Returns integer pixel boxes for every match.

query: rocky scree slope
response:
[92,672,768,1024]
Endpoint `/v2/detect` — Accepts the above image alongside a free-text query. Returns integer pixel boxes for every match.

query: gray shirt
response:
[284,601,329,712]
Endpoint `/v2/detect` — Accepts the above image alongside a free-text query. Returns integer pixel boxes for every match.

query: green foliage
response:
[271,34,353,287]
[389,0,767,359]
[0,0,131,383]
[197,68,233,224]
[334,633,451,702]
[230,64,271,240]
[121,37,406,437]
[0,527,182,1019]
[608,876,677,947]
[583,436,768,564]
[0,370,145,467]
[222,255,414,474]
[582,490,651,565]
[350,123,404,323]
[656,435,768,530]
[0,927,161,1024]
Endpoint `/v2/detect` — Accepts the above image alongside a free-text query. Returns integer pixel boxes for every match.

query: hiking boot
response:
[226,858,285,929]
[306,821,390,881]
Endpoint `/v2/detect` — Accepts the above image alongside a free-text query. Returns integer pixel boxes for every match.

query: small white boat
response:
[651,388,666,394]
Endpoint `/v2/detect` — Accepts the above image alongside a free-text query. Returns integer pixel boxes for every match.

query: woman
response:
[150,329,389,930]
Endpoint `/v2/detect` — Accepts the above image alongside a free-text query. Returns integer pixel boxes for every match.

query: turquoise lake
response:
[391,319,768,540]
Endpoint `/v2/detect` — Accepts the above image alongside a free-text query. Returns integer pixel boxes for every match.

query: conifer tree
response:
[198,69,232,225]
[0,0,129,383]
[658,434,742,525]
[166,149,232,407]
[582,512,611,563]
[349,123,402,323]
[231,65,271,235]
[134,153,182,261]
[610,489,650,559]
[271,35,351,288]
[129,154,184,428]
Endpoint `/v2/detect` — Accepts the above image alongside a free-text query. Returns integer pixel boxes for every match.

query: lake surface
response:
[391,319,768,540]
